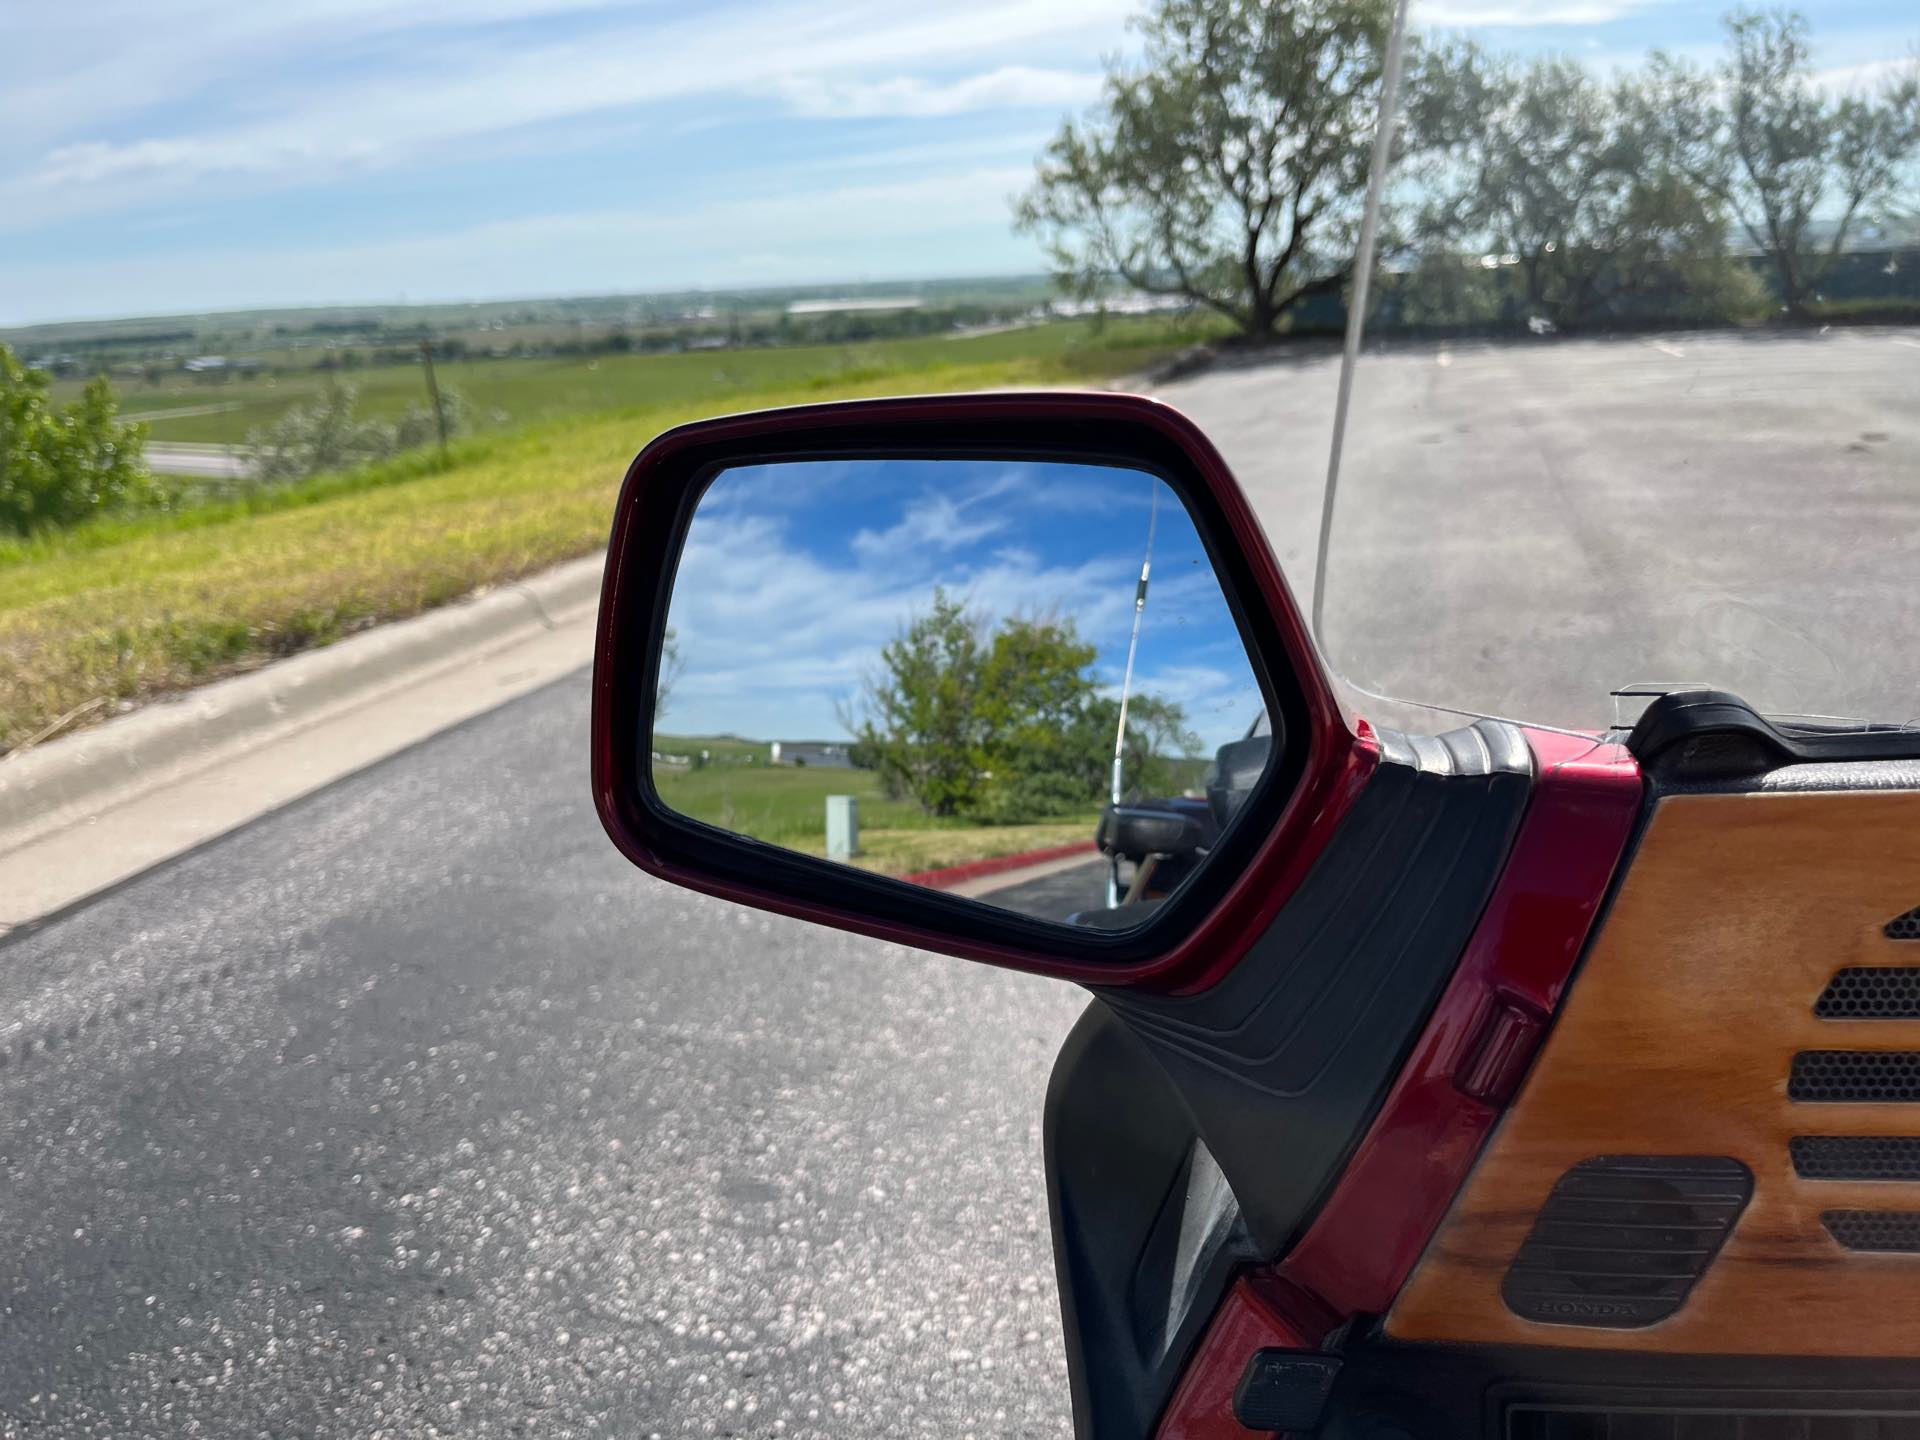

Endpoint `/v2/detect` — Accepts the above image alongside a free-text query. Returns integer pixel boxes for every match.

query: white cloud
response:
[657,464,1264,749]
[1413,0,1658,25]
[4,0,1132,230]
[775,66,1102,119]
[0,166,1037,323]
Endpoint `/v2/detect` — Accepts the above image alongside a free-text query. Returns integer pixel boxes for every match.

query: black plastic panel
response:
[1791,1051,1920,1103]
[1889,906,1920,942]
[1318,1335,1920,1440]
[1793,1135,1920,1181]
[1235,1351,1343,1432]
[1045,1001,1260,1440]
[1817,968,1920,1018]
[1098,719,1533,1255]
[1500,1157,1752,1329]
[1822,1210,1920,1252]
[1626,689,1920,778]
[1508,1405,1920,1439]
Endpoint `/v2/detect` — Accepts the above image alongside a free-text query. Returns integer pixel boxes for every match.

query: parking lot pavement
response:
[1165,326,1920,730]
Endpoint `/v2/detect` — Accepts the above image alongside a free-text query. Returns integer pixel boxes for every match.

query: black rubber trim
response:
[1626,690,1920,779]
[1317,1331,1920,1439]
[1096,719,1534,1256]
[1045,1000,1260,1440]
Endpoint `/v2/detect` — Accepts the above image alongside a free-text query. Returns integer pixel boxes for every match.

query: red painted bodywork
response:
[1154,726,1643,1436]
[1156,1277,1339,1440]
[591,391,1375,993]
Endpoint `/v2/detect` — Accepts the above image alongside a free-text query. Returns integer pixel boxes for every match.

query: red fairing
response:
[1155,1277,1338,1440]
[1154,727,1642,1434]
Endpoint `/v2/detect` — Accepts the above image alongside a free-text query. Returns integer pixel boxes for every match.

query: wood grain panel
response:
[1386,789,1920,1354]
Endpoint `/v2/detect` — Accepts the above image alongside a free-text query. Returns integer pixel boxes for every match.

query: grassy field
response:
[0,322,1187,755]
[651,742,1096,876]
[50,317,1202,445]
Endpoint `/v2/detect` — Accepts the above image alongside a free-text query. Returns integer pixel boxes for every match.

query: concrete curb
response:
[0,552,604,860]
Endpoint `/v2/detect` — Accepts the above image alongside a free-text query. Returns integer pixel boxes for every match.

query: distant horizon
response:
[0,268,1056,335]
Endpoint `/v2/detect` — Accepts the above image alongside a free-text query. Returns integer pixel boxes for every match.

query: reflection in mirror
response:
[651,458,1272,931]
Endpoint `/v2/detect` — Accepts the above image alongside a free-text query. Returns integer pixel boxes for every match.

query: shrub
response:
[0,346,161,535]
[247,380,468,485]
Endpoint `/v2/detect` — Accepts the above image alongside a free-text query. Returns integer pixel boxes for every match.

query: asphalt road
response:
[143,442,252,479]
[0,675,1084,1438]
[977,859,1112,925]
[2,327,1914,1436]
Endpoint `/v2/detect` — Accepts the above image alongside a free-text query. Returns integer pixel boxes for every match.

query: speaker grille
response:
[1501,1156,1752,1328]
[1817,968,1920,1018]
[1793,1135,1920,1181]
[1823,1210,1920,1253]
[1889,906,1920,942]
[1790,1051,1920,1103]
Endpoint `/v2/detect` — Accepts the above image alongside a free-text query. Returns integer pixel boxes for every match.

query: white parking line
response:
[1891,338,1920,350]
[1648,340,1687,358]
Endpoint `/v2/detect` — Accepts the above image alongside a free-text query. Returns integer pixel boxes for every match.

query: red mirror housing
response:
[590,391,1373,992]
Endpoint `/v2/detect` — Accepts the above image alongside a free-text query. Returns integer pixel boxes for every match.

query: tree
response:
[849,590,988,817]
[974,614,1104,818]
[1429,52,1743,329]
[0,346,160,535]
[1016,0,1413,340]
[846,592,1200,820]
[655,627,682,720]
[1641,9,1920,314]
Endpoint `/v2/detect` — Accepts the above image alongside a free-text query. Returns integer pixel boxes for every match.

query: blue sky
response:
[660,459,1265,750]
[3,1,1909,325]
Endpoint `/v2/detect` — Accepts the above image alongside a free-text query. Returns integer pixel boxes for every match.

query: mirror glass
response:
[651,457,1274,929]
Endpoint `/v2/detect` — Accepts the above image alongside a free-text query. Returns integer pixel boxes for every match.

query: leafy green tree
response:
[848,593,1202,820]
[1640,9,1920,314]
[1115,692,1205,799]
[1423,51,1745,329]
[975,614,1104,818]
[850,589,989,817]
[0,345,159,535]
[1017,0,1422,340]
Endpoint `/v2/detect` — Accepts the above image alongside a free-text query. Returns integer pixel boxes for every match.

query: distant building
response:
[769,740,853,768]
[785,298,923,315]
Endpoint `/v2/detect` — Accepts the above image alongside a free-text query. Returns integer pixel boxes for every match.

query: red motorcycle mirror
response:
[589,391,1371,992]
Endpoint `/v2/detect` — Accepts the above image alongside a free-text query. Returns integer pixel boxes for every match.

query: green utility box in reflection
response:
[826,795,858,861]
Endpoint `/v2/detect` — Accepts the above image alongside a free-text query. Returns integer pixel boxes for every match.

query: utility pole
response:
[418,338,449,457]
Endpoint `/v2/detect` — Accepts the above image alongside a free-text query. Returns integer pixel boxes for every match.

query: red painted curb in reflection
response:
[899,840,1099,890]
